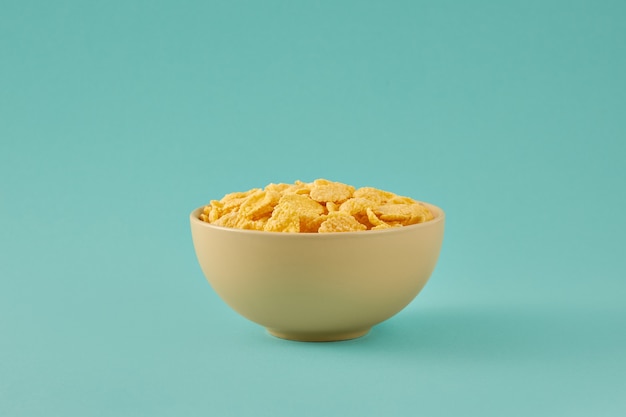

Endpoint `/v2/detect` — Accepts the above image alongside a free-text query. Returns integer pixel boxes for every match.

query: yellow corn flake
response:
[221,189,261,213]
[309,179,355,204]
[318,212,367,233]
[264,183,292,193]
[353,187,396,205]
[366,208,405,230]
[199,205,212,222]
[366,207,388,228]
[211,212,239,228]
[375,203,432,226]
[239,190,281,220]
[263,194,325,233]
[236,214,270,231]
[280,180,311,196]
[387,195,418,205]
[287,195,325,232]
[339,197,375,228]
[300,214,327,233]
[208,200,222,223]
[198,179,435,232]
[339,198,371,216]
[263,206,300,232]
[326,201,339,213]
[279,194,325,214]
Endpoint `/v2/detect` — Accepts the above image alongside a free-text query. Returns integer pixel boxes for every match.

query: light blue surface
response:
[1,1,625,416]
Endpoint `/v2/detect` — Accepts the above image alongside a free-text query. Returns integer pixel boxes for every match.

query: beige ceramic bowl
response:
[190,203,445,342]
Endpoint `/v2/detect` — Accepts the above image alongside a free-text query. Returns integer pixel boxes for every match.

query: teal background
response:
[1,0,625,415]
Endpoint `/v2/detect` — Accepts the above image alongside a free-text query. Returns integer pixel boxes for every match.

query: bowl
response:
[189,202,445,342]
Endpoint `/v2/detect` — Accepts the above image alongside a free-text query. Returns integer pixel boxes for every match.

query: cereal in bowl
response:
[198,179,433,233]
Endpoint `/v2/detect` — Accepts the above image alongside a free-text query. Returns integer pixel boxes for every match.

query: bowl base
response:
[266,328,370,342]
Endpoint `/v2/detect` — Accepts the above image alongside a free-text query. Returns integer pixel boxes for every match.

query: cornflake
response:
[318,212,367,233]
[198,179,434,233]
[309,179,354,204]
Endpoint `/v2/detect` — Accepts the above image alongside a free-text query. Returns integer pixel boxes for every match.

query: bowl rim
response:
[190,202,445,237]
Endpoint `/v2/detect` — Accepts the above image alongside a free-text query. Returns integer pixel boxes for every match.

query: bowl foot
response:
[266,328,370,342]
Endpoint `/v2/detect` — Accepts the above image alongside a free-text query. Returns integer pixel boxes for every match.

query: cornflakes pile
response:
[199,179,434,233]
